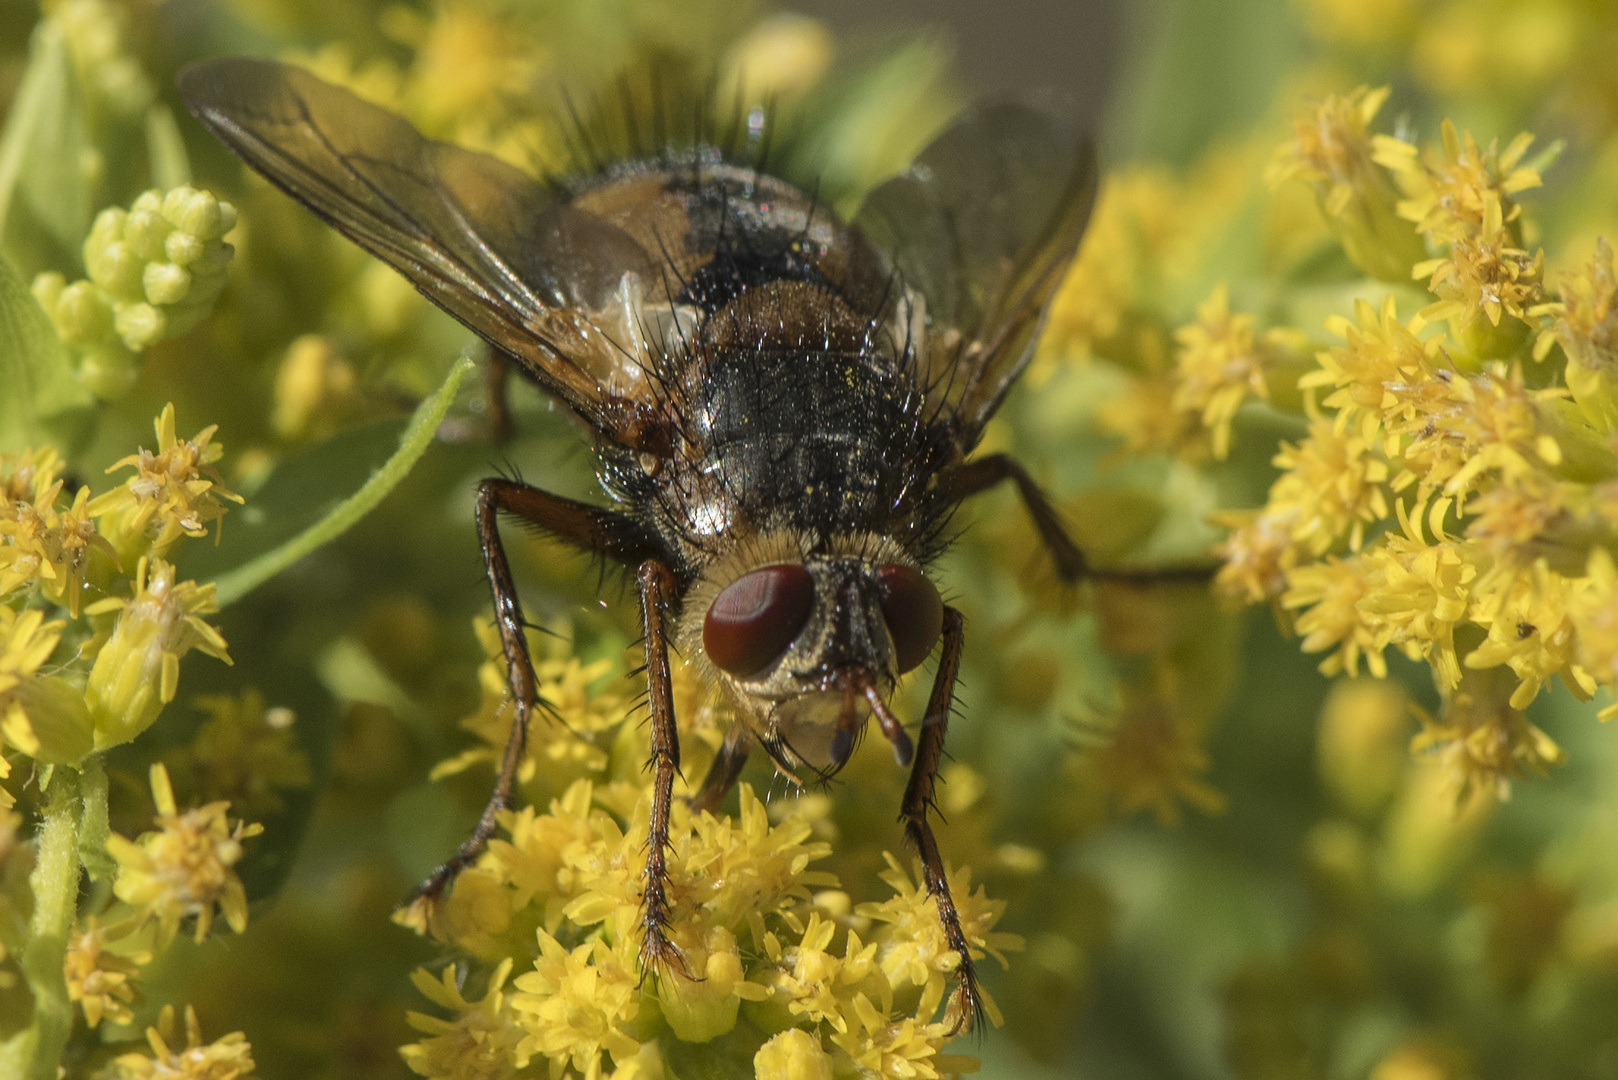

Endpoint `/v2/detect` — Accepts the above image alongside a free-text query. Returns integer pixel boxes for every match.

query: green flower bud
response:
[142,262,190,306]
[114,302,165,350]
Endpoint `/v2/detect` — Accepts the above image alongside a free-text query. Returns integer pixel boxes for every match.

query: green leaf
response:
[207,354,476,607]
[0,253,94,454]
[0,19,92,259]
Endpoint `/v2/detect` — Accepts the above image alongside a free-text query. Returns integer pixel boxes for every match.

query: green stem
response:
[0,770,83,1080]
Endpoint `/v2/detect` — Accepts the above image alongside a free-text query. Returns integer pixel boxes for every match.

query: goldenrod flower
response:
[1267,86,1424,282]
[754,1028,835,1080]
[105,763,263,949]
[64,915,149,1028]
[0,448,107,614]
[508,930,641,1077]
[1171,285,1306,458]
[826,991,959,1080]
[84,557,232,751]
[1269,422,1391,554]
[1540,238,1618,433]
[103,1003,257,1080]
[400,959,526,1080]
[1411,667,1564,800]
[858,855,1022,1024]
[1415,214,1544,329]
[167,688,313,817]
[1357,517,1480,688]
[1372,121,1542,246]
[1213,508,1301,605]
[88,404,243,565]
[432,620,634,790]
[1467,559,1592,708]
[1304,296,1447,444]
[1285,556,1387,678]
[271,334,359,442]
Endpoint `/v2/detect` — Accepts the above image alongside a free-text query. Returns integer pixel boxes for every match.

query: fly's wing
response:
[854,104,1097,446]
[179,57,661,442]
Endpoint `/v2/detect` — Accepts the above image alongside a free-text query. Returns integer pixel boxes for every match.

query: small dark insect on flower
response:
[179,56,1105,1029]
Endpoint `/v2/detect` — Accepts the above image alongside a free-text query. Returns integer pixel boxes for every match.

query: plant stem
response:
[0,770,83,1080]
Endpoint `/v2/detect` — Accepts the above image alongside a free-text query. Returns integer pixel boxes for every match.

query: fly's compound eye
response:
[703,564,816,678]
[877,564,943,674]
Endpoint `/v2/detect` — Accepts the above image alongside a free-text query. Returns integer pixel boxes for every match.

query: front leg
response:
[900,606,983,1032]
[414,478,656,902]
[636,557,688,977]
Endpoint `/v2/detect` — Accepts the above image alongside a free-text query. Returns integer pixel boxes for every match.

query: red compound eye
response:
[703,564,815,677]
[877,564,943,674]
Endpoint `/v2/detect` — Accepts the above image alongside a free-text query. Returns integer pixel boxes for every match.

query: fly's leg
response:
[943,452,1215,584]
[688,725,752,815]
[413,478,654,902]
[637,557,689,977]
[901,606,983,1032]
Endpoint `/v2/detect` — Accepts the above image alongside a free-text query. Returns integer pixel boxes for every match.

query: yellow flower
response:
[1466,559,1593,708]
[1269,422,1391,554]
[165,688,314,817]
[432,619,633,791]
[1213,508,1302,605]
[1416,225,1544,330]
[858,855,1021,1024]
[1356,515,1480,688]
[1411,666,1564,800]
[1372,120,1542,246]
[105,763,263,949]
[84,557,232,750]
[754,1028,835,1080]
[0,448,107,614]
[826,991,960,1080]
[400,959,527,1080]
[1305,295,1447,443]
[103,1003,257,1080]
[1540,237,1618,433]
[63,915,150,1028]
[508,930,641,1078]
[88,404,243,564]
[1171,285,1306,458]
[1285,556,1387,678]
[1399,367,1562,505]
[1267,86,1424,282]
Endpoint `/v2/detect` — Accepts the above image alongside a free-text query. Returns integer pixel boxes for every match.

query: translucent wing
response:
[179,57,661,442]
[855,105,1098,444]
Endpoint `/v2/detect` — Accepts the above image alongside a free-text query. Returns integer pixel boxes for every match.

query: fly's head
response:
[680,533,943,778]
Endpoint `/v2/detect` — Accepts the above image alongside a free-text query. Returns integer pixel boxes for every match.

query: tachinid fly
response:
[179,56,1099,1028]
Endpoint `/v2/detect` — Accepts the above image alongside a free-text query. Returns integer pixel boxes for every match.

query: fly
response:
[179,57,1100,1029]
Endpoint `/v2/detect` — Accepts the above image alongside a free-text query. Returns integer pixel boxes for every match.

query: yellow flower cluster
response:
[1189,89,1618,800]
[399,629,1016,1080]
[102,1003,258,1080]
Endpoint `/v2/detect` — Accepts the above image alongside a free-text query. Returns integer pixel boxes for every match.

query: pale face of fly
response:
[678,533,944,777]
